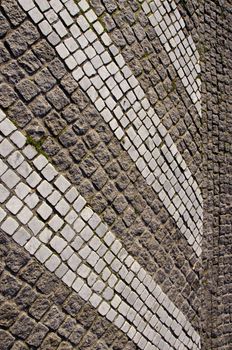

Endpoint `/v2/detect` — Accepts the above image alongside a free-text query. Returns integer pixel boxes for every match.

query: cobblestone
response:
[0,83,17,107]
[2,61,25,85]
[16,79,40,102]
[0,330,15,350]
[46,87,70,111]
[0,12,10,38]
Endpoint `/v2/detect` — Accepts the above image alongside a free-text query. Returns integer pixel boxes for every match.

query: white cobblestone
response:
[23,145,37,160]
[0,185,10,203]
[17,161,32,178]
[67,253,81,270]
[54,175,71,192]
[48,214,64,231]
[60,8,73,26]
[50,0,63,13]
[28,216,45,235]
[0,118,16,136]
[65,0,79,16]
[0,208,6,223]
[26,171,41,188]
[1,217,19,235]
[33,154,48,170]
[2,169,20,189]
[6,196,23,214]
[0,159,8,176]
[18,0,35,11]
[39,19,52,35]
[46,9,58,23]
[62,269,76,286]
[65,187,78,203]
[13,227,31,245]
[0,139,14,157]
[50,235,67,253]
[24,237,41,254]
[34,0,49,12]
[41,163,58,181]
[8,151,24,169]
[45,253,61,272]
[37,202,53,220]
[54,20,68,37]
[37,180,53,197]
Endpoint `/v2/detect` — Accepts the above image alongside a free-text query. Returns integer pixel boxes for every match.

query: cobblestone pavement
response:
[0,110,200,350]
[0,229,139,350]
[0,0,202,330]
[200,0,232,349]
[0,0,218,349]
[141,0,201,117]
[90,0,202,188]
[16,0,203,256]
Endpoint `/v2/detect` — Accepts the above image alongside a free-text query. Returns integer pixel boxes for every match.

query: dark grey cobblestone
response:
[0,329,15,350]
[2,61,25,84]
[1,0,26,26]
[0,11,10,38]
[16,79,40,102]
[8,100,32,128]
[0,83,17,107]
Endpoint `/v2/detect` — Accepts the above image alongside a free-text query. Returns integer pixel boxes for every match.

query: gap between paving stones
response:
[17,0,203,257]
[0,109,201,350]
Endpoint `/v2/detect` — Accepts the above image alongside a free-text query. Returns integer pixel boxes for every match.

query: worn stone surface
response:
[0,1,202,336]
[0,231,138,349]
[90,0,202,189]
[199,0,232,349]
[1,0,230,348]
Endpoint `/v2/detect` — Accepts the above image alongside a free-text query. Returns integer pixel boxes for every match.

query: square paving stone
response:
[46,87,70,110]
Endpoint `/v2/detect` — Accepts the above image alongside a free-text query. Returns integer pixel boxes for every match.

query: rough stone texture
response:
[0,0,202,338]
[0,231,138,350]
[91,0,202,190]
[199,1,232,349]
[4,0,232,348]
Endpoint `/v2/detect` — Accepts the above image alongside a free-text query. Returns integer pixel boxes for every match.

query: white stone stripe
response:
[0,110,200,350]
[17,0,203,256]
[142,0,201,116]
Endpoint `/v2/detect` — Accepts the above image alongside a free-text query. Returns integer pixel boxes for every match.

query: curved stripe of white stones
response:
[141,0,201,117]
[0,110,200,350]
[17,0,203,257]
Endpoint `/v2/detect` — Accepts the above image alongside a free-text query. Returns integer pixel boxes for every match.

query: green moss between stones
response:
[26,135,48,158]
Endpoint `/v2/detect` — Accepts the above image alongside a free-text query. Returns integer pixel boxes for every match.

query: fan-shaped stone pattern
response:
[0,0,202,333]
[0,110,201,350]
[16,0,203,256]
[89,0,202,191]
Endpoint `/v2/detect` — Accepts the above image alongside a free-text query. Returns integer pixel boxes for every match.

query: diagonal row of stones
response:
[20,0,203,254]
[0,111,200,350]
[0,231,138,350]
[90,0,202,190]
[0,0,201,331]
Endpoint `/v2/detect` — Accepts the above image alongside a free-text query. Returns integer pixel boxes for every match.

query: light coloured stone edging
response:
[17,0,203,257]
[0,109,200,350]
[142,0,201,117]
